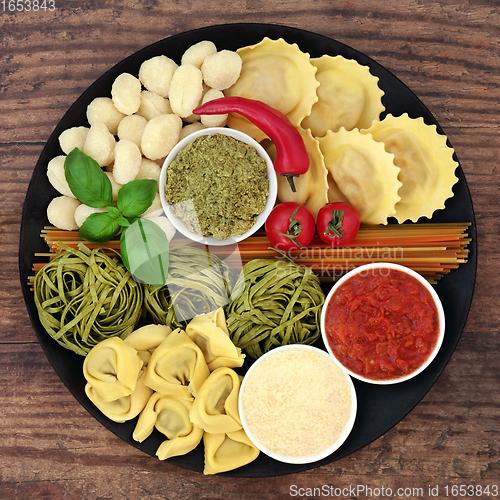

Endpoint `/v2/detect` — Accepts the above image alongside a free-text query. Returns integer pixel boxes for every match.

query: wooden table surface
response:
[1,1,499,499]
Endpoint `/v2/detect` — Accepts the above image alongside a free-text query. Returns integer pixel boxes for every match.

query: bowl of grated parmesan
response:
[238,344,357,464]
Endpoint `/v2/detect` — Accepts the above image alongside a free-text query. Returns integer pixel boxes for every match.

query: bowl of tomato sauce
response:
[320,263,445,384]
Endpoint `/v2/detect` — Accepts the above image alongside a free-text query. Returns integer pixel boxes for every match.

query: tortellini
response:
[203,430,260,475]
[302,55,384,137]
[143,328,210,400]
[84,313,258,473]
[83,337,152,423]
[124,324,172,365]
[86,370,153,423]
[226,37,319,142]
[185,308,245,371]
[133,393,203,460]
[318,128,401,224]
[363,114,459,222]
[83,337,144,402]
[189,367,242,434]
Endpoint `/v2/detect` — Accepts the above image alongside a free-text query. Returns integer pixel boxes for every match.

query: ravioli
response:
[318,128,401,224]
[363,114,459,222]
[302,55,385,137]
[225,37,319,142]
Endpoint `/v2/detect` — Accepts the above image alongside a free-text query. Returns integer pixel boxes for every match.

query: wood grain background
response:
[1,1,499,499]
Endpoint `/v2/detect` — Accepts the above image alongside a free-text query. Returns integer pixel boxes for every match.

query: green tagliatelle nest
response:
[144,245,237,329]
[226,258,325,359]
[34,244,143,356]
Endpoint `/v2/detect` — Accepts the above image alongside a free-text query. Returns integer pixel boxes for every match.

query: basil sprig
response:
[64,148,169,284]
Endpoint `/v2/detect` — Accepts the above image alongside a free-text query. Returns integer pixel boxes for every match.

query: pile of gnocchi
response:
[46,40,243,232]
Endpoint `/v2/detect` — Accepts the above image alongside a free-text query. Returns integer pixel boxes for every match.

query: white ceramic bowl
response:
[239,345,357,464]
[320,263,446,385]
[159,127,277,246]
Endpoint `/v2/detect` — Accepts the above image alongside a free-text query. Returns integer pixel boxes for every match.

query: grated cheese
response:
[241,349,352,458]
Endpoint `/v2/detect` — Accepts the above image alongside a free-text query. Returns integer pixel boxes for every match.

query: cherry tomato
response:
[317,202,360,246]
[265,202,315,251]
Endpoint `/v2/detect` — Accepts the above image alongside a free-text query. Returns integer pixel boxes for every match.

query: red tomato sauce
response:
[324,268,440,381]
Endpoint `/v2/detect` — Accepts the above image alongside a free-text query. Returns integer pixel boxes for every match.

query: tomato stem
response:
[273,203,304,248]
[324,209,345,240]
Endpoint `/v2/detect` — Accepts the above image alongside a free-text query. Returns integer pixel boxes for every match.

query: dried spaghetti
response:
[32,222,471,284]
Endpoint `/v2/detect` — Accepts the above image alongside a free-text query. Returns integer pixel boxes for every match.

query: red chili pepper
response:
[193,96,309,193]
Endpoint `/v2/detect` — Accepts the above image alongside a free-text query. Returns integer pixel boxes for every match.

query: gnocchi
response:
[87,97,125,135]
[179,122,205,141]
[181,40,217,68]
[169,65,204,118]
[139,55,178,98]
[117,114,148,148]
[201,50,242,91]
[105,172,123,201]
[111,73,142,115]
[74,204,107,228]
[58,126,89,155]
[135,158,161,184]
[46,155,75,198]
[47,196,81,230]
[113,139,142,185]
[141,114,182,161]
[136,91,173,121]
[83,121,116,167]
[199,89,228,127]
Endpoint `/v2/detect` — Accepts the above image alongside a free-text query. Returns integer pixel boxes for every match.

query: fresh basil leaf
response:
[106,206,121,219]
[64,148,113,208]
[117,179,158,218]
[79,212,121,244]
[117,215,131,227]
[120,218,169,286]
